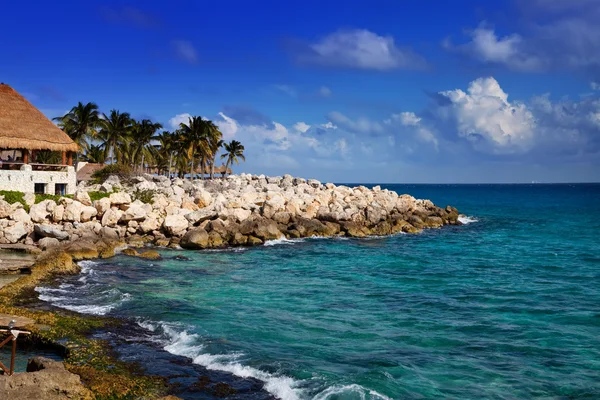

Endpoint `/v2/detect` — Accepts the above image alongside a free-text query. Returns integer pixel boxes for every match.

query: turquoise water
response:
[37,184,600,399]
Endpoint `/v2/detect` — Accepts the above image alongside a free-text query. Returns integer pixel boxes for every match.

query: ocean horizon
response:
[36,183,600,399]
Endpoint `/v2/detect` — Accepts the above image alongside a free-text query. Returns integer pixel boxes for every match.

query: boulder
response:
[180,228,210,249]
[94,197,111,216]
[100,226,120,240]
[29,201,54,223]
[38,237,60,250]
[80,206,98,222]
[4,222,29,243]
[0,200,12,218]
[34,224,69,240]
[23,192,36,207]
[74,189,92,206]
[194,190,213,208]
[239,216,281,240]
[100,182,113,193]
[101,208,123,227]
[121,205,147,222]
[0,357,93,400]
[109,192,131,206]
[140,214,161,233]
[52,205,65,222]
[163,214,189,236]
[11,208,32,224]
[185,209,216,225]
[63,201,83,222]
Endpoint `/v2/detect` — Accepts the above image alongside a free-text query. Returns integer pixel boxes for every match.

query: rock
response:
[34,224,69,240]
[100,226,120,240]
[38,237,60,250]
[29,201,53,223]
[163,214,189,236]
[0,200,12,218]
[23,192,36,207]
[0,357,93,400]
[139,250,161,260]
[239,216,281,240]
[5,222,30,243]
[247,235,263,245]
[121,205,147,222]
[100,182,113,192]
[52,205,64,222]
[101,208,123,227]
[122,248,139,256]
[194,189,213,208]
[134,180,157,191]
[63,201,83,222]
[11,208,32,224]
[94,197,111,216]
[231,232,248,245]
[109,192,131,206]
[74,189,92,206]
[80,206,98,222]
[65,240,99,260]
[307,179,321,188]
[185,209,216,225]
[180,228,210,249]
[140,214,161,233]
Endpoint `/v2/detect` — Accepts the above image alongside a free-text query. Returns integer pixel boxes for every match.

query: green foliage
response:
[131,189,155,204]
[88,191,111,202]
[34,150,62,164]
[0,190,27,210]
[34,193,72,204]
[92,163,133,183]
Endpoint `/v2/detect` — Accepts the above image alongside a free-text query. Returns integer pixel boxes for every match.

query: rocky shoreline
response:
[0,173,461,250]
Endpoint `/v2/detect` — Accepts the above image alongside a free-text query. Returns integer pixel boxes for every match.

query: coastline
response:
[0,175,461,399]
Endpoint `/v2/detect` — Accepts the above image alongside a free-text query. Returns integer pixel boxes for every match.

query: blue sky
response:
[2,0,599,183]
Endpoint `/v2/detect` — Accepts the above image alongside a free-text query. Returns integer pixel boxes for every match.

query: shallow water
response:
[37,184,600,399]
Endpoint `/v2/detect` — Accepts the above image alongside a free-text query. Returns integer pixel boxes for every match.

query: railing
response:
[0,325,31,376]
[0,162,70,172]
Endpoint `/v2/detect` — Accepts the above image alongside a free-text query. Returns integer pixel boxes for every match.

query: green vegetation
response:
[35,193,73,203]
[0,190,27,210]
[88,191,111,202]
[54,102,246,180]
[131,189,155,204]
[91,163,133,183]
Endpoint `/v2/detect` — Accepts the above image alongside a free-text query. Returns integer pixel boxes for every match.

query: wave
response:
[458,215,478,225]
[264,237,306,246]
[136,319,304,400]
[313,384,392,400]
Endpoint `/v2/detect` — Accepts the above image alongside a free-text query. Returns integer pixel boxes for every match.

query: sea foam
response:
[458,215,479,224]
[136,319,304,400]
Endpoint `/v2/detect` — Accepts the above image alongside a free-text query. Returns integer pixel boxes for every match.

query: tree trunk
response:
[140,153,145,174]
[168,152,173,178]
[210,155,216,180]
[224,158,231,177]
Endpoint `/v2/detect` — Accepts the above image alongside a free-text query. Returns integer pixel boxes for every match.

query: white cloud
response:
[335,138,349,155]
[172,40,198,64]
[274,85,296,97]
[215,112,238,139]
[327,111,384,134]
[320,122,337,130]
[318,86,332,98]
[592,82,600,91]
[446,27,543,71]
[169,113,193,130]
[293,122,311,133]
[306,29,426,71]
[397,112,422,126]
[438,77,536,153]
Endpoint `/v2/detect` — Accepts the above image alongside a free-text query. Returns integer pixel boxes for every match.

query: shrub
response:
[88,191,111,202]
[91,163,133,184]
[35,193,72,204]
[0,190,27,210]
[131,189,155,204]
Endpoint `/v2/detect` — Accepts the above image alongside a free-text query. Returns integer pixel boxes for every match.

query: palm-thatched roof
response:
[0,84,79,152]
[196,164,232,175]
[76,163,104,182]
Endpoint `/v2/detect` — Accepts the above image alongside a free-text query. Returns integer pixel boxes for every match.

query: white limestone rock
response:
[163,214,189,236]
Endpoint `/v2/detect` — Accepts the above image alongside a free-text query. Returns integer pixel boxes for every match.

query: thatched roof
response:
[76,163,104,182]
[196,164,232,175]
[0,84,79,152]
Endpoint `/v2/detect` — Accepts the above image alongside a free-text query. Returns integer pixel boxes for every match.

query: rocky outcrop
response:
[0,173,461,249]
[0,357,93,400]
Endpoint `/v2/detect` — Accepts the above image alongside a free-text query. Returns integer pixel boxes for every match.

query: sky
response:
[1,0,599,183]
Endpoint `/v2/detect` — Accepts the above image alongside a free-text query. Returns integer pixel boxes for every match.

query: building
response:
[0,84,79,195]
[76,162,104,184]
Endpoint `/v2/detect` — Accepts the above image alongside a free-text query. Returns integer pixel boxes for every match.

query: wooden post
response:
[62,151,66,165]
[67,152,73,166]
[22,150,29,164]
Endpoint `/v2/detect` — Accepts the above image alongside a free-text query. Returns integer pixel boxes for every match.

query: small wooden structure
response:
[0,84,79,194]
[0,314,33,376]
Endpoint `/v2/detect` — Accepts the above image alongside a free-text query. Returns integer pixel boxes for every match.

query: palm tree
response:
[179,116,211,179]
[131,119,163,172]
[98,110,132,164]
[204,120,223,179]
[83,144,106,163]
[220,140,245,176]
[53,102,100,164]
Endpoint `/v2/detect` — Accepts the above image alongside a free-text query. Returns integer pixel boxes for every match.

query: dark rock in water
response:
[181,228,210,249]
[174,255,191,261]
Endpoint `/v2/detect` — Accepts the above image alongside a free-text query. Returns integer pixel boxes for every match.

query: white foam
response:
[35,285,131,316]
[314,384,392,400]
[458,215,479,225]
[137,319,304,400]
[264,237,305,246]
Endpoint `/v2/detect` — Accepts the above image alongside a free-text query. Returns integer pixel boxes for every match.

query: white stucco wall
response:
[0,165,77,194]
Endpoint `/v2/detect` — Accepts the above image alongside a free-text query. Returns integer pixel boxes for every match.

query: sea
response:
[35,183,600,399]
